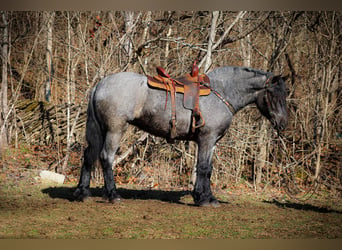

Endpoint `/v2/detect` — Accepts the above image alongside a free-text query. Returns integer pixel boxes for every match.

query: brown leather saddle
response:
[147,61,211,139]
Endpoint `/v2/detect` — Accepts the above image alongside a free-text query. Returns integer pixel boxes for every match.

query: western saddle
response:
[147,61,211,139]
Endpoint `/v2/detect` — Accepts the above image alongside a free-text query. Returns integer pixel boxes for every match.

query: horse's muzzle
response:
[275,115,288,131]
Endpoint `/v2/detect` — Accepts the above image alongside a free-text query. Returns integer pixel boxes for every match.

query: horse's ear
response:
[271,75,288,83]
[271,75,282,83]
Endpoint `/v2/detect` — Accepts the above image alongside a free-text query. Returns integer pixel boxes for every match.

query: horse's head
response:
[256,75,288,131]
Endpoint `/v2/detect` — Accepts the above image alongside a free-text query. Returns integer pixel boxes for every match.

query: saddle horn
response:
[191,60,199,77]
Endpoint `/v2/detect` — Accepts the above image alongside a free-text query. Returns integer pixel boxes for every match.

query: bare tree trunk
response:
[44,11,55,102]
[240,31,251,67]
[121,11,142,71]
[0,11,8,150]
[141,11,152,66]
[142,11,151,44]
[199,11,246,71]
[123,11,135,60]
[62,12,73,173]
[313,12,340,181]
[203,11,219,73]
[189,141,198,189]
[164,11,173,68]
[192,11,248,187]
[255,120,268,190]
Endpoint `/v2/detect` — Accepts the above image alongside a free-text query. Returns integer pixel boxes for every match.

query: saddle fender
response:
[147,66,211,138]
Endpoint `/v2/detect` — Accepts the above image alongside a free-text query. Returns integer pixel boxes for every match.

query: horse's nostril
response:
[276,115,288,131]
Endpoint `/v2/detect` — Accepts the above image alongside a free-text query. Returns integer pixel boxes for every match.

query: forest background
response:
[0,11,341,198]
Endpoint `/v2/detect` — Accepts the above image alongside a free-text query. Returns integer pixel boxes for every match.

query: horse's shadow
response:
[41,186,193,205]
[263,199,342,214]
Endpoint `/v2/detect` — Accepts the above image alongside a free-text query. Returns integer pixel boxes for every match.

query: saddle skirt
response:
[146,65,211,138]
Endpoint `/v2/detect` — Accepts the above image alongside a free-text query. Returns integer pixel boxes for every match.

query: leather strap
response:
[170,79,177,139]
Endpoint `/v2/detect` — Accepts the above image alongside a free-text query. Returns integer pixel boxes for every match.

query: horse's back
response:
[93,72,149,126]
[96,72,147,97]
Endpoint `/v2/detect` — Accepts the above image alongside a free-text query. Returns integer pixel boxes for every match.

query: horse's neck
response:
[216,74,267,112]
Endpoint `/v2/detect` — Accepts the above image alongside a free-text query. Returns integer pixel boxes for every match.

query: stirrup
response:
[192,112,205,132]
[170,119,177,139]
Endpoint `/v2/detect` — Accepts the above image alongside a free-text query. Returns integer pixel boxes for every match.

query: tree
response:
[44,11,55,102]
[198,11,247,72]
[311,11,341,180]
[0,11,9,150]
[122,11,142,70]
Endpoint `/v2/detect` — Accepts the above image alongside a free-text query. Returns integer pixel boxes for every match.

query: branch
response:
[212,11,247,51]
[113,132,149,167]
[203,11,219,72]
[198,11,247,70]
[220,12,270,46]
[159,37,207,52]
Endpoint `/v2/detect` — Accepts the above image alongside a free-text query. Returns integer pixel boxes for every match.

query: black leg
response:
[99,131,123,202]
[100,153,121,202]
[74,147,95,201]
[192,140,219,207]
[74,113,104,201]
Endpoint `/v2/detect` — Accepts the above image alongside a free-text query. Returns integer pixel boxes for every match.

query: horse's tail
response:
[84,84,103,165]
[74,84,104,200]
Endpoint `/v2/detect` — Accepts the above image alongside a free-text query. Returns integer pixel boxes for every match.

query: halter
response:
[200,82,236,114]
[263,75,276,117]
[201,75,277,116]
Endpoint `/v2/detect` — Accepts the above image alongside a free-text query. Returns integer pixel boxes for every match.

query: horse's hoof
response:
[209,200,221,208]
[73,188,91,202]
[109,197,121,204]
[196,198,221,208]
[106,193,121,204]
[75,195,90,202]
[199,201,220,208]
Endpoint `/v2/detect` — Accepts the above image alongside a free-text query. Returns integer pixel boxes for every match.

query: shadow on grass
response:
[41,186,192,205]
[41,186,229,206]
[263,199,342,214]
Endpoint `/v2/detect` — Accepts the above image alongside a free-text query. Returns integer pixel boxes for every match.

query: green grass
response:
[1,173,342,239]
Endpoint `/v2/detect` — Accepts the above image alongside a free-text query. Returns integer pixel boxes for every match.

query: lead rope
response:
[201,82,236,115]
[264,76,275,117]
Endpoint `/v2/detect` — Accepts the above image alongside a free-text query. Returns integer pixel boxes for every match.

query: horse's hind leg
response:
[74,119,103,201]
[74,146,97,201]
[100,126,127,202]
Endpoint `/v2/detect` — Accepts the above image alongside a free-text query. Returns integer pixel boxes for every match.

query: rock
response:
[39,170,65,184]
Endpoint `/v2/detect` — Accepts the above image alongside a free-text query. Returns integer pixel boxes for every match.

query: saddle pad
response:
[147,74,211,96]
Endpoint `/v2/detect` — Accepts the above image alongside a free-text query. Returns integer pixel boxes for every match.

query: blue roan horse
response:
[74,66,288,207]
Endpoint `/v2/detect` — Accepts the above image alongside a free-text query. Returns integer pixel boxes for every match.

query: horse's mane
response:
[209,66,269,78]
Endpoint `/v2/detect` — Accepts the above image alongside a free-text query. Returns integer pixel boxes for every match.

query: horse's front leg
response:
[192,140,219,207]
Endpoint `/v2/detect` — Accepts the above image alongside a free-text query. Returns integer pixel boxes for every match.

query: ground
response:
[1,146,342,239]
[1,174,342,239]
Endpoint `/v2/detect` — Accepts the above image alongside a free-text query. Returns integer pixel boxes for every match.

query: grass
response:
[1,146,342,239]
[1,172,342,239]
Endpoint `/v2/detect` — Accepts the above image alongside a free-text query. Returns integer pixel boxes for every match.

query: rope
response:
[200,82,236,114]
